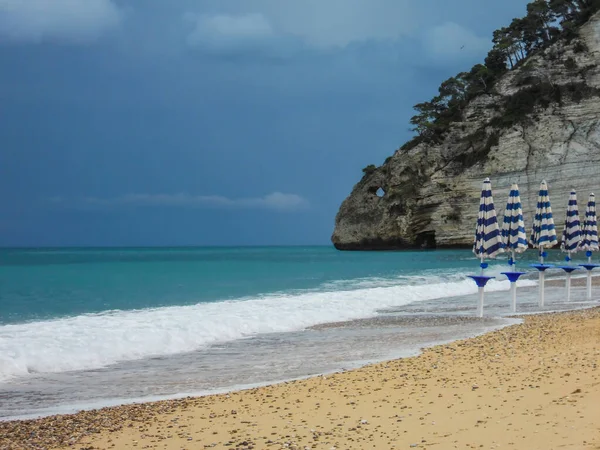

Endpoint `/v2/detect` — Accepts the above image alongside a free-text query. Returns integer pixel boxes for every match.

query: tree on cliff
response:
[397,0,600,154]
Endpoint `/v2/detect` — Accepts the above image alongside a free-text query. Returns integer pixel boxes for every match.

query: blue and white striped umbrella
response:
[579,193,598,253]
[471,178,503,317]
[501,183,527,312]
[559,191,582,303]
[473,178,503,261]
[579,193,598,300]
[502,183,527,263]
[530,180,557,259]
[530,180,557,308]
[561,190,582,256]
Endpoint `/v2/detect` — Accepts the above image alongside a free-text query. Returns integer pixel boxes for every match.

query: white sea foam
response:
[0,274,535,383]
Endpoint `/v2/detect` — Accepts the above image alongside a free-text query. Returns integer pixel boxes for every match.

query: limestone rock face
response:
[332,13,600,250]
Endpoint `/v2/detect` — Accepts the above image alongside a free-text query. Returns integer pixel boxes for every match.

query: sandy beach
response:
[1,306,599,450]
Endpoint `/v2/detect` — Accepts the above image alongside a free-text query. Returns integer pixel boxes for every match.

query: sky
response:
[0,0,530,247]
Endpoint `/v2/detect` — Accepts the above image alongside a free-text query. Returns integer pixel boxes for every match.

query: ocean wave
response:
[0,273,535,383]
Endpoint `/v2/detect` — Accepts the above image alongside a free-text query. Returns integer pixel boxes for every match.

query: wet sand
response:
[546,274,595,287]
[1,307,599,450]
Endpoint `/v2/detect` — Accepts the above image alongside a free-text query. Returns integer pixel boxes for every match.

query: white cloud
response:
[184,0,418,50]
[54,192,310,212]
[184,12,280,54]
[422,22,491,62]
[186,13,273,46]
[0,0,122,43]
[243,192,309,211]
[263,0,416,48]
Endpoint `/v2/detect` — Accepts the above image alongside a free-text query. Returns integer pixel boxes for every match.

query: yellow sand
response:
[2,308,599,450]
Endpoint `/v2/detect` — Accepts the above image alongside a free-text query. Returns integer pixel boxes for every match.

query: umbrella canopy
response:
[500,183,527,311]
[502,183,528,255]
[559,190,582,303]
[530,180,558,251]
[473,178,503,260]
[561,190,582,254]
[579,193,599,252]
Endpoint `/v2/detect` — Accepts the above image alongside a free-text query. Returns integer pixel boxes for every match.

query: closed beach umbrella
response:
[559,190,582,302]
[473,178,504,263]
[501,183,527,312]
[579,193,599,300]
[579,193,598,253]
[530,180,558,259]
[561,191,582,255]
[502,183,528,265]
[530,180,557,307]
[470,177,503,317]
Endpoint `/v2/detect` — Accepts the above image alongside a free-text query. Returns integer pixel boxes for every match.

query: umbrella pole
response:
[539,271,545,307]
[510,281,517,313]
[511,249,517,313]
[479,255,485,317]
[477,286,484,318]
[538,245,545,308]
[566,250,571,302]
[587,254,592,300]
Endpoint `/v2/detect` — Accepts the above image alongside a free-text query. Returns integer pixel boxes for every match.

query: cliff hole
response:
[415,231,436,249]
[376,187,385,198]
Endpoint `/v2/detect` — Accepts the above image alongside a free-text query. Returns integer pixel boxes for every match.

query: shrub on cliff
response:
[403,0,600,148]
[490,82,560,128]
[564,57,578,69]
[362,165,377,176]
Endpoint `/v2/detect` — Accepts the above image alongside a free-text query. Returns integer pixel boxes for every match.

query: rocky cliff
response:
[332,12,600,250]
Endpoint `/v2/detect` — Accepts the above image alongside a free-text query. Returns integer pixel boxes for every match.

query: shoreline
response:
[0,314,520,423]
[2,306,599,450]
[0,275,595,421]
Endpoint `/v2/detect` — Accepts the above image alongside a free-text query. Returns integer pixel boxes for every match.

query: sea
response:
[0,246,595,421]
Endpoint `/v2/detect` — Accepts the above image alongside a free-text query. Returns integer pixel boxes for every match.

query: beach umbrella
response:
[579,193,599,300]
[500,183,527,312]
[469,177,503,317]
[502,183,528,265]
[558,190,582,302]
[530,180,557,307]
[561,191,583,255]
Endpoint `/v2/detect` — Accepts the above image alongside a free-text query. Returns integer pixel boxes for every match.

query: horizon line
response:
[0,244,334,250]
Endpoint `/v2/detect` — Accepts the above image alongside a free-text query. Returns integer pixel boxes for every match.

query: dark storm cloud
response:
[0,0,530,246]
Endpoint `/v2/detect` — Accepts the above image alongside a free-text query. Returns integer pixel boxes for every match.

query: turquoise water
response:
[0,246,478,325]
[0,246,590,419]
